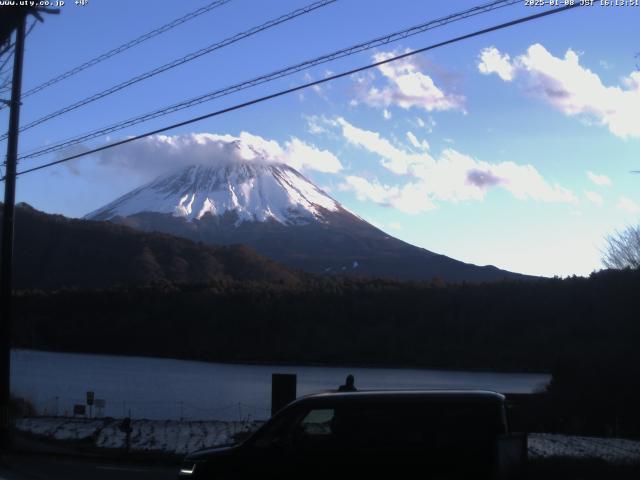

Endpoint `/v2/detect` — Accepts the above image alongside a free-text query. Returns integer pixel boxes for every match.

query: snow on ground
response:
[16,418,640,464]
[528,434,640,465]
[16,417,640,464]
[16,417,263,455]
[95,419,261,454]
[15,417,108,442]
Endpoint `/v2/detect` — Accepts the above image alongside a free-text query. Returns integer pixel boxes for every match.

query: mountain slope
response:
[86,162,529,283]
[1,203,300,290]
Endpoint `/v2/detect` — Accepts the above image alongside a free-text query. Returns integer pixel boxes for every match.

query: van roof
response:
[289,390,506,408]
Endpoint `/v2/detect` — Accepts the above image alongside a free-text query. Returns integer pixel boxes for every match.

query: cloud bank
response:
[358,50,465,113]
[617,196,640,214]
[586,170,612,187]
[318,117,577,213]
[477,43,640,139]
[584,190,604,206]
[97,132,343,179]
[478,47,515,81]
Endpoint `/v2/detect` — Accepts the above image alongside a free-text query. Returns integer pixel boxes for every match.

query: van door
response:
[244,405,344,479]
[330,404,436,474]
[287,407,344,478]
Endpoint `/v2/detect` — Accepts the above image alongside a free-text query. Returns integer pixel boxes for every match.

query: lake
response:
[11,349,550,421]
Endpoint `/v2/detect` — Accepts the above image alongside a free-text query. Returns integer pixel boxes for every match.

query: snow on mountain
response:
[86,162,339,225]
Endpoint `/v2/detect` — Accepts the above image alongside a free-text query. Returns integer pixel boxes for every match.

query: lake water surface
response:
[11,349,550,421]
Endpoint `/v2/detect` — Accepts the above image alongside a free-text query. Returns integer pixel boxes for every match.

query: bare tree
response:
[0,41,14,96]
[602,225,640,269]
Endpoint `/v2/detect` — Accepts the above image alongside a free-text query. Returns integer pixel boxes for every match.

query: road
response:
[1,454,178,480]
[3,452,640,480]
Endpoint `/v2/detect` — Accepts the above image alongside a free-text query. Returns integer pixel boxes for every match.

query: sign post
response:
[94,398,106,418]
[86,391,94,418]
[271,373,297,417]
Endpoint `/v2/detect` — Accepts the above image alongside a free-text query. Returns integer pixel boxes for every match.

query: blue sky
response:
[2,0,639,277]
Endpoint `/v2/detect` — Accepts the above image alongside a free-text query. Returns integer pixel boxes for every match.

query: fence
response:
[36,395,272,422]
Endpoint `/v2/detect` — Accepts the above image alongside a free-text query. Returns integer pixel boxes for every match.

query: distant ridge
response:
[2,202,300,290]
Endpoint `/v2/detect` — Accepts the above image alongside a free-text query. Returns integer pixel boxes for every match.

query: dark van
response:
[178,390,526,479]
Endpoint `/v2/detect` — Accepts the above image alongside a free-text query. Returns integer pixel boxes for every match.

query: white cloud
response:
[334,118,577,210]
[336,117,434,175]
[617,196,640,214]
[478,47,515,81]
[339,176,436,214]
[97,131,343,179]
[599,60,613,70]
[584,190,604,206]
[586,170,612,186]
[486,160,577,204]
[339,176,398,204]
[303,72,325,97]
[306,116,327,135]
[284,137,343,173]
[479,43,640,138]
[305,115,340,137]
[413,116,436,133]
[361,50,465,112]
[425,116,437,132]
[406,131,429,151]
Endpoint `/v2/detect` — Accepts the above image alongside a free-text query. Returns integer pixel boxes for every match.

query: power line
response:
[0,43,13,59]
[0,41,17,77]
[18,0,520,161]
[0,69,14,99]
[0,20,36,101]
[0,50,13,78]
[0,0,337,141]
[25,18,37,38]
[0,0,233,111]
[4,3,580,181]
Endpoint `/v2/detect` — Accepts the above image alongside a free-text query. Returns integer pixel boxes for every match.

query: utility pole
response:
[0,14,26,451]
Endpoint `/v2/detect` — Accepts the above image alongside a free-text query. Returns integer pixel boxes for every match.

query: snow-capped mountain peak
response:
[86,162,339,225]
[85,159,526,283]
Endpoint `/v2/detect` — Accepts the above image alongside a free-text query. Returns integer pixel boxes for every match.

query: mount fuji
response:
[86,161,525,283]
[88,162,341,226]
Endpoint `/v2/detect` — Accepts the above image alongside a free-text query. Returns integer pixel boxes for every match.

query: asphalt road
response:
[4,453,640,480]
[1,454,178,480]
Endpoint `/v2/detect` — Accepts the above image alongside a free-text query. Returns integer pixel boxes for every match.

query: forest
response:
[13,269,638,371]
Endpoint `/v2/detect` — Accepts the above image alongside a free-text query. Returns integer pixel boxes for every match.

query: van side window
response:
[299,408,335,436]
[251,411,303,449]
